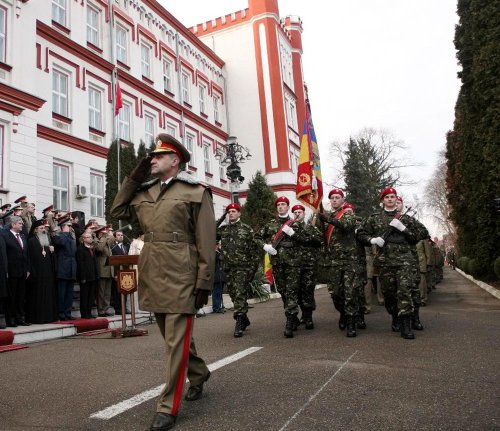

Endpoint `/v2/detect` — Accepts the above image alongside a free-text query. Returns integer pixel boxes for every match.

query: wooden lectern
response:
[106,255,148,338]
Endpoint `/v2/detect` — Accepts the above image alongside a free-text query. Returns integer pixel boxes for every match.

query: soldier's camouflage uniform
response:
[322,210,359,316]
[295,220,322,315]
[352,217,368,314]
[409,218,430,308]
[356,210,421,317]
[255,216,318,317]
[217,219,258,317]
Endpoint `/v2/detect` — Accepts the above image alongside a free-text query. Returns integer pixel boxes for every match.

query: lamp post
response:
[216,136,252,203]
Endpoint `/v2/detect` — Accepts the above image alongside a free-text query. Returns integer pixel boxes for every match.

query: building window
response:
[118,103,130,141]
[199,84,206,114]
[181,71,190,104]
[290,152,298,174]
[166,122,176,138]
[86,5,100,46]
[203,144,211,173]
[0,125,4,186]
[52,69,69,117]
[88,86,102,130]
[163,58,173,93]
[90,172,104,217]
[290,102,297,130]
[213,95,220,123]
[116,24,128,64]
[144,113,155,145]
[53,163,69,211]
[0,7,6,63]
[218,153,225,182]
[186,133,195,165]
[141,42,151,78]
[52,0,67,27]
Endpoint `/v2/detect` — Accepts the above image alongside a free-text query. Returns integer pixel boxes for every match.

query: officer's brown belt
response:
[143,232,194,243]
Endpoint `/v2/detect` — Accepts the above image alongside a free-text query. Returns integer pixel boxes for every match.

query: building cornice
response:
[37,125,108,158]
[36,20,114,74]
[0,83,46,112]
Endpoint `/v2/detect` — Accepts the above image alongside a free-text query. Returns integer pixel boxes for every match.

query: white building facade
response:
[0,0,232,223]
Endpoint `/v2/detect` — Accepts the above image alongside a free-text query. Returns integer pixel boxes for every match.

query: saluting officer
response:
[111,134,214,431]
[217,202,258,338]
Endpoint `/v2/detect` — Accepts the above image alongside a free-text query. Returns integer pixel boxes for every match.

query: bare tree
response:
[424,151,457,239]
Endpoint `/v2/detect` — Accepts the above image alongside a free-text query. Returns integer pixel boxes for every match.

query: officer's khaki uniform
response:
[111,171,214,417]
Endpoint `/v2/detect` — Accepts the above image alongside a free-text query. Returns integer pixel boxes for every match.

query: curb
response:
[456,268,500,300]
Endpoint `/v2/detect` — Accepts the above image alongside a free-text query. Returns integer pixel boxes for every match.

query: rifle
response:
[375,206,412,255]
[216,211,227,228]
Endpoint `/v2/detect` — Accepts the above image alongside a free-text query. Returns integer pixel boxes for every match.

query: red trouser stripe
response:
[171,315,193,416]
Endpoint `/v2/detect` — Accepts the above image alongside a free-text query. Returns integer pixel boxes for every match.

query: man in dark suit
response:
[76,232,99,319]
[110,229,129,314]
[1,216,30,326]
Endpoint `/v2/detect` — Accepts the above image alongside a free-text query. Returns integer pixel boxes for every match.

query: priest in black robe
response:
[26,219,58,324]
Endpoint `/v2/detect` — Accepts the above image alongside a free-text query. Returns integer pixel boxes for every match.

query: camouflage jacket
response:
[255,216,320,266]
[356,209,421,268]
[321,209,358,266]
[292,221,322,267]
[217,220,258,269]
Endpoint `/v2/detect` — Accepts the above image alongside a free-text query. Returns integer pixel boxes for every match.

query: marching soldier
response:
[319,189,359,337]
[217,202,258,337]
[357,187,422,339]
[292,204,322,330]
[255,196,300,338]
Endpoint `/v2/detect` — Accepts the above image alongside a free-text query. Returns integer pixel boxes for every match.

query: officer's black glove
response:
[129,156,152,183]
[194,289,209,309]
[318,213,328,223]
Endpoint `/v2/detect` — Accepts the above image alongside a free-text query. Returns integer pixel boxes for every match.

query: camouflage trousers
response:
[378,263,415,317]
[272,263,300,316]
[224,268,249,315]
[353,267,368,313]
[327,265,358,316]
[298,266,316,311]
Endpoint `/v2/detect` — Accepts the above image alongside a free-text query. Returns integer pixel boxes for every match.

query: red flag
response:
[115,82,123,116]
[296,103,323,209]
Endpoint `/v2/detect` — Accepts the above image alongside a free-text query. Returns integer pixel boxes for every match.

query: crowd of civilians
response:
[0,196,143,329]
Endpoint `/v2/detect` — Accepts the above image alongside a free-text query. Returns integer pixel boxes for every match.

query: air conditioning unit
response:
[75,185,88,199]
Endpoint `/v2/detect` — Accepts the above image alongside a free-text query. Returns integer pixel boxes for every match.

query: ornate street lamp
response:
[216,136,252,203]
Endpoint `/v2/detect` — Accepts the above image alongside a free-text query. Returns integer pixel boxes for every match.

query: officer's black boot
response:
[400,315,415,339]
[356,312,367,330]
[391,314,401,332]
[242,314,251,331]
[233,314,244,338]
[303,309,314,330]
[284,315,294,338]
[412,308,424,330]
[346,315,357,337]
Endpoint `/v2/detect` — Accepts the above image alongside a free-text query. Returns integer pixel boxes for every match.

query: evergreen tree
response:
[105,140,137,229]
[446,0,500,278]
[343,135,397,218]
[240,171,277,233]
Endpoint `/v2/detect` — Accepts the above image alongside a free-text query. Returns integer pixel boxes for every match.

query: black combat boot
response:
[412,308,424,330]
[292,314,300,331]
[346,315,357,337]
[303,309,314,330]
[338,313,347,330]
[242,314,251,331]
[233,314,244,338]
[356,312,367,329]
[391,314,401,332]
[400,315,415,339]
[284,315,294,338]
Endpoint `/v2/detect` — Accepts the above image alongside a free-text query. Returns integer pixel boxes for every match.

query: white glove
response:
[370,237,385,247]
[282,225,295,236]
[389,218,406,232]
[263,244,277,256]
